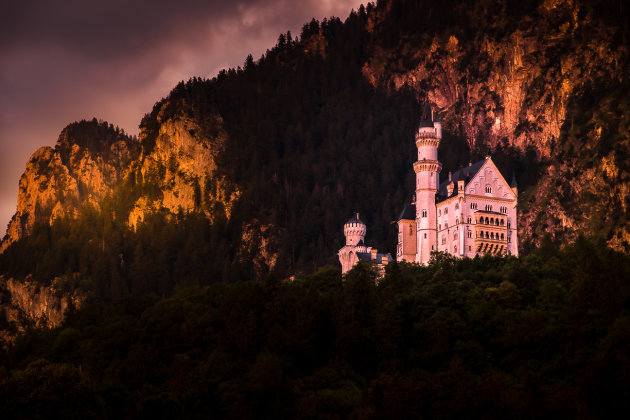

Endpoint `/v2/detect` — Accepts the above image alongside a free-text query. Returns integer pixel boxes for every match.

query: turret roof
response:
[345,212,364,224]
[511,171,518,188]
[357,252,394,264]
[418,102,435,128]
[397,203,416,221]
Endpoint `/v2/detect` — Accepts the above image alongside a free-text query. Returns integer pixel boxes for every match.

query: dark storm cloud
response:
[5,1,240,56]
[0,0,363,235]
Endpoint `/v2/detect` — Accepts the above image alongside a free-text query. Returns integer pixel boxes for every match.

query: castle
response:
[338,102,518,273]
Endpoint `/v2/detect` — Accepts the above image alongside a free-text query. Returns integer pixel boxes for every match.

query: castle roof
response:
[397,203,416,221]
[418,102,435,128]
[436,159,487,202]
[345,212,364,225]
[511,171,518,188]
[474,210,506,216]
[356,252,393,264]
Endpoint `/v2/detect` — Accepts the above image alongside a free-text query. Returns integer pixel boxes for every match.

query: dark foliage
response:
[2,237,630,418]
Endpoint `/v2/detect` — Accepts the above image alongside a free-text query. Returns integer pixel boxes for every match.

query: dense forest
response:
[0,0,629,416]
[2,237,629,418]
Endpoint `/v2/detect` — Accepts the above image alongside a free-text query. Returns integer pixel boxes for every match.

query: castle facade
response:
[339,103,518,274]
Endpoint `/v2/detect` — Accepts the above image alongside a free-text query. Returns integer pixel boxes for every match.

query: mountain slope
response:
[0,0,628,308]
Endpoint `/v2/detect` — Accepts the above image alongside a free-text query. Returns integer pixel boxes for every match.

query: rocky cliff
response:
[1,120,139,252]
[128,100,240,229]
[0,275,86,343]
[0,108,240,341]
[363,0,629,249]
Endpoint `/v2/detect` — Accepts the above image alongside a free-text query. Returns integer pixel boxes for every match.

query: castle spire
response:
[511,171,518,188]
[418,102,434,128]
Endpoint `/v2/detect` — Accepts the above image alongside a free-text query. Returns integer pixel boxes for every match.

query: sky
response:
[0,0,364,236]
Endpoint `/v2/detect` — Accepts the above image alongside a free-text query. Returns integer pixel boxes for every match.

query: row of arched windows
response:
[477,217,505,226]
[478,231,505,240]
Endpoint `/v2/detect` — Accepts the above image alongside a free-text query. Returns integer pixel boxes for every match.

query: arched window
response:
[445,208,448,214]
[454,245,457,253]
[456,218,459,225]
[500,219,504,226]
[422,209,427,218]
[455,203,459,210]
[445,222,448,228]
[491,232,494,239]
[501,233,504,240]
[490,218,494,225]
[439,224,441,230]
[485,185,492,193]
[467,231,472,238]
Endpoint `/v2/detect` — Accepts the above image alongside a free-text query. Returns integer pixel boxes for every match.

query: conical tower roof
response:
[345,212,364,225]
[418,102,434,128]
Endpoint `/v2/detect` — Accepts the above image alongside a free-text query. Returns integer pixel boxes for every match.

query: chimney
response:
[447,182,454,196]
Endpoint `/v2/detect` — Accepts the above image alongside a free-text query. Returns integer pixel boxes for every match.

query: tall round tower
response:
[344,213,366,246]
[413,102,442,264]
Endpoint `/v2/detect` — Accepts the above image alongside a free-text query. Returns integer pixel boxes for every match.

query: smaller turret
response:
[344,212,366,246]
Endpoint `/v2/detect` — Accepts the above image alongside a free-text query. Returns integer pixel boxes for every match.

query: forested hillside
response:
[0,0,628,341]
[2,237,629,418]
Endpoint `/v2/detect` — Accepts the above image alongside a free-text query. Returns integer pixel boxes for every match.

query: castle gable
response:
[465,158,515,200]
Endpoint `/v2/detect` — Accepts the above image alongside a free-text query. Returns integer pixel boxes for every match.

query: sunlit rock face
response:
[1,121,138,252]
[0,275,86,343]
[128,101,240,229]
[363,0,629,249]
[1,107,241,252]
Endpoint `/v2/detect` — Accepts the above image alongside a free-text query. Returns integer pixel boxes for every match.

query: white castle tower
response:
[338,213,392,275]
[414,102,442,264]
[338,213,368,273]
[341,99,519,273]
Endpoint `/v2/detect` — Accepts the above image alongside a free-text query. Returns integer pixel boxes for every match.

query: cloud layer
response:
[0,0,364,235]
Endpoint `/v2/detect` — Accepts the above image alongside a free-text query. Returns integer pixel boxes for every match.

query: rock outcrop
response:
[0,275,86,344]
[128,102,240,228]
[1,120,139,252]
